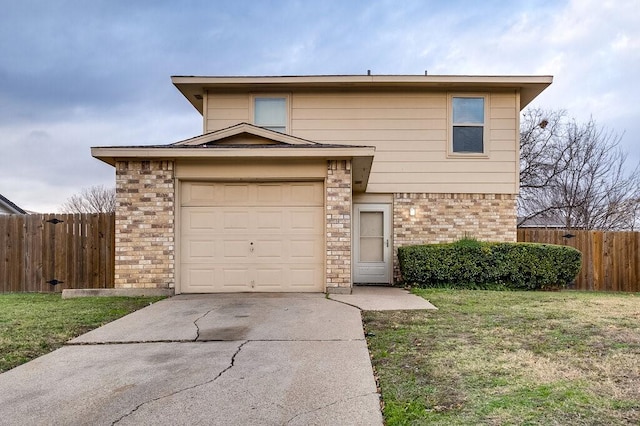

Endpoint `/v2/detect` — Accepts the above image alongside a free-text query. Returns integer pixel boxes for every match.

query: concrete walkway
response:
[0,287,435,425]
[330,285,438,311]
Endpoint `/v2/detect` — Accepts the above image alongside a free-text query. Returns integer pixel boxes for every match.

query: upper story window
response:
[451,95,487,154]
[253,96,288,133]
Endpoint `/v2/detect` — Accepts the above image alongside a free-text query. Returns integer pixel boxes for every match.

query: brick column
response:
[393,193,517,282]
[326,160,352,293]
[114,160,175,288]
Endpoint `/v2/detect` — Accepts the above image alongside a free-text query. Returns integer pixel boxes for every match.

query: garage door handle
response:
[250,242,254,252]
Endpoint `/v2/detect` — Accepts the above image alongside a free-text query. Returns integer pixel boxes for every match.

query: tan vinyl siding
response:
[372,161,514,173]
[374,183,517,193]
[293,129,448,142]
[204,90,520,194]
[293,107,446,120]
[491,129,519,141]
[376,150,516,162]
[206,94,249,132]
[369,171,510,183]
[292,93,447,109]
[487,93,518,192]
[293,118,446,130]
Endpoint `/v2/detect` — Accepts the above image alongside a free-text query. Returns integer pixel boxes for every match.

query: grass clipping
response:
[363,290,640,425]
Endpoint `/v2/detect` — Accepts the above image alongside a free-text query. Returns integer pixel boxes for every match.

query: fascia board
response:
[91,146,375,166]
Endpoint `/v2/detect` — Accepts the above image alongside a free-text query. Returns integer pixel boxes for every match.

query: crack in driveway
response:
[285,391,381,424]
[192,308,216,341]
[111,340,248,425]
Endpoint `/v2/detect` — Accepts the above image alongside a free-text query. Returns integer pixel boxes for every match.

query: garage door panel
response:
[185,268,216,288]
[187,183,217,204]
[289,209,322,231]
[185,240,216,259]
[221,240,251,259]
[183,210,219,233]
[256,211,282,230]
[223,184,250,203]
[290,268,320,288]
[180,181,324,293]
[255,240,283,258]
[255,268,283,288]
[223,211,251,230]
[291,183,324,205]
[257,184,283,203]
[222,268,251,288]
[290,240,318,259]
[187,211,217,230]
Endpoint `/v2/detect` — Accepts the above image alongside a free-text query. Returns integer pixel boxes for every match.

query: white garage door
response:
[180,181,324,293]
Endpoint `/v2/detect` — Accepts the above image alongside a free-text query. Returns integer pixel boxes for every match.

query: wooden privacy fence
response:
[0,213,115,292]
[518,228,640,293]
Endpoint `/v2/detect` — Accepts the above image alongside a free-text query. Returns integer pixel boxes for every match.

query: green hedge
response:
[397,240,582,290]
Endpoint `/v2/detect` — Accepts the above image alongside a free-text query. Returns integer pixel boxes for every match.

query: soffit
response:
[172,74,553,113]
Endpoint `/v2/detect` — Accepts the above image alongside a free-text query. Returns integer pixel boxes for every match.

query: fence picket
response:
[0,213,115,293]
[518,228,640,293]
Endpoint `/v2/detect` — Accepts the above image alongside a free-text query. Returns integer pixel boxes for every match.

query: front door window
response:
[359,211,384,262]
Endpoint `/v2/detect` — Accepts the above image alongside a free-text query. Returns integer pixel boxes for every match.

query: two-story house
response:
[92,74,552,294]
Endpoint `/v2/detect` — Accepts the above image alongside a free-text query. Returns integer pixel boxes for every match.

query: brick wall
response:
[326,160,352,293]
[393,192,517,281]
[114,160,175,288]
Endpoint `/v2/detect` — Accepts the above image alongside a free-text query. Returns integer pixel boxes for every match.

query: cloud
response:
[0,107,198,212]
[1,0,638,212]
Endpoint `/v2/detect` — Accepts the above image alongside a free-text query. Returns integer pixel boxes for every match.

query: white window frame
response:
[250,93,291,134]
[447,93,490,157]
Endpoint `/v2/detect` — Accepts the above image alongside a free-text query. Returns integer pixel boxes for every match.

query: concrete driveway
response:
[0,288,435,425]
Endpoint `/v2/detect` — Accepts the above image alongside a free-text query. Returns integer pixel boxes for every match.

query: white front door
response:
[353,204,391,284]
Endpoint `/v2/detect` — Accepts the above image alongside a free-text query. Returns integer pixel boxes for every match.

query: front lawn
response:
[364,290,640,425]
[0,293,164,373]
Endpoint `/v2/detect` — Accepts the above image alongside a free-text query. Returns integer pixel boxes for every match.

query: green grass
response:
[363,290,640,425]
[0,293,165,373]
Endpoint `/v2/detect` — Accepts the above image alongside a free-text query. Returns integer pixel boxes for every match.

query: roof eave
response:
[0,194,26,215]
[91,146,376,166]
[172,75,553,113]
[91,145,376,191]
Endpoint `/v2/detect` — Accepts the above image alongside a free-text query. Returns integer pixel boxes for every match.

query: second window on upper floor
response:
[450,95,488,155]
[253,95,289,133]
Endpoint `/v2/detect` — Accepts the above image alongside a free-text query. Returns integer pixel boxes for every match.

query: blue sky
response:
[1,0,638,212]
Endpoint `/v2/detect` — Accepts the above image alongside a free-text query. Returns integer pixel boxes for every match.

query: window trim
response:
[250,93,291,134]
[447,93,490,158]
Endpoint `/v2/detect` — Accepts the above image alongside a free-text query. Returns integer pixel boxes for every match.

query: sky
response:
[1,0,638,212]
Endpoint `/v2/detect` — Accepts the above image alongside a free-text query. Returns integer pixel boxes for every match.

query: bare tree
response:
[60,185,116,213]
[519,109,640,230]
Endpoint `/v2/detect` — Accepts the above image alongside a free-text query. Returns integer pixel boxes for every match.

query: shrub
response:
[397,240,582,290]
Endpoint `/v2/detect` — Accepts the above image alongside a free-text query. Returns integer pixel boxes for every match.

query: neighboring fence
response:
[0,213,114,292]
[517,228,640,292]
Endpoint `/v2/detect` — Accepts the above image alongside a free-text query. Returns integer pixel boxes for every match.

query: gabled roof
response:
[172,74,553,114]
[172,123,320,147]
[0,193,26,214]
[91,123,376,191]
